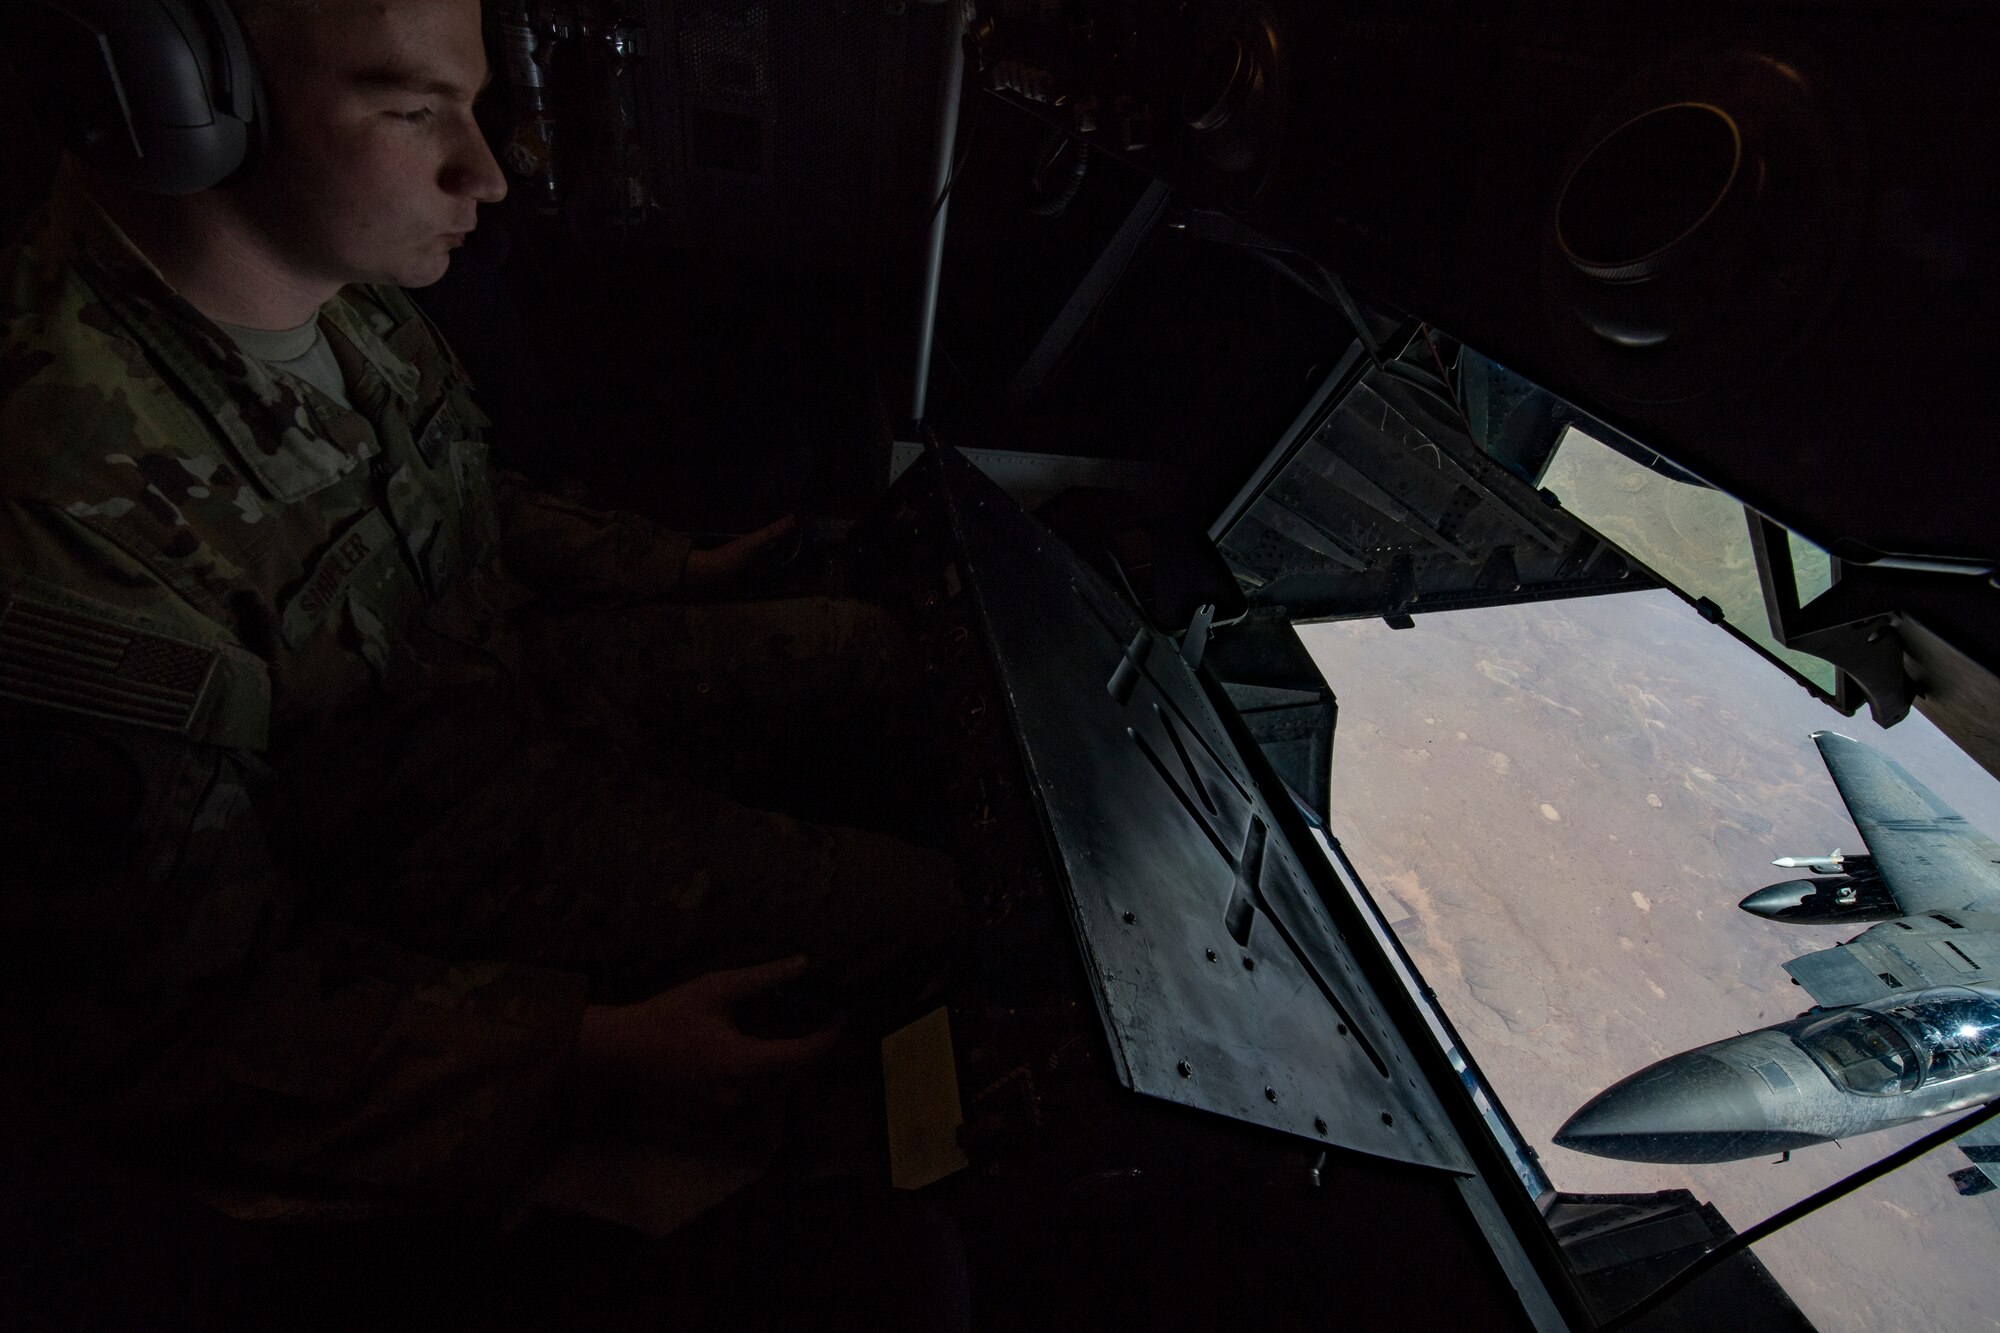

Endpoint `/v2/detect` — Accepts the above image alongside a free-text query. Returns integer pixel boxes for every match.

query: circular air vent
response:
[1182,37,1250,132]
[1178,6,1287,207]
[1557,103,1752,285]
[1544,52,1862,405]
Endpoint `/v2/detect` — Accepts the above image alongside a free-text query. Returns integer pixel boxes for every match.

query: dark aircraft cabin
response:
[2,1,1995,1329]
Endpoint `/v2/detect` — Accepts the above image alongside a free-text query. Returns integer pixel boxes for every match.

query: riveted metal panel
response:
[933,442,1468,1173]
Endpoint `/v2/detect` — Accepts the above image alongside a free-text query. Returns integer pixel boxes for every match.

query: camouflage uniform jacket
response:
[0,166,692,1217]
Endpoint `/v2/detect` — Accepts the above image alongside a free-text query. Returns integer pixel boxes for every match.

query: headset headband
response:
[9,0,268,195]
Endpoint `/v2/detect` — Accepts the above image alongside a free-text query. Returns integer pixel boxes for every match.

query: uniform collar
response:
[319,294,423,409]
[35,163,422,500]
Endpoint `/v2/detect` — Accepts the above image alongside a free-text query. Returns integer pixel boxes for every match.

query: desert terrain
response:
[1301,589,2000,1333]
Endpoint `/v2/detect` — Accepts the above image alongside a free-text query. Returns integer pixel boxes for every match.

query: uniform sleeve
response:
[494,472,694,600]
[4,735,589,1218]
[368,284,692,601]
[0,500,587,1218]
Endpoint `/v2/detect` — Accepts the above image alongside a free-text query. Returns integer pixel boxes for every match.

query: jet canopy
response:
[1879,988,2000,1085]
[1797,987,2000,1096]
[1797,1008,1922,1096]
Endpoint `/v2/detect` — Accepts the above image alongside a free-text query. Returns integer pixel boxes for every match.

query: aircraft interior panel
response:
[4,0,1993,1328]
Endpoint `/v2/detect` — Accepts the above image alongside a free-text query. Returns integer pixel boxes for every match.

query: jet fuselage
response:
[1557,983,2000,1163]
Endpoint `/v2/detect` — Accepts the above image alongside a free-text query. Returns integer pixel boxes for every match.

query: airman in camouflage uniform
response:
[0,145,960,1224]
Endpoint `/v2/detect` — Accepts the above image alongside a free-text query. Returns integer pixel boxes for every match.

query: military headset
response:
[8,0,269,195]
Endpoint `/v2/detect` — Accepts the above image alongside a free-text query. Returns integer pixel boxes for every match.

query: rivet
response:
[1205,948,1218,962]
[1177,1060,1193,1078]
[1314,1117,1328,1135]
[1264,1086,1278,1102]
[1123,910,1137,925]
[1381,1112,1394,1126]
[1336,1024,1348,1035]
[1242,957,1255,971]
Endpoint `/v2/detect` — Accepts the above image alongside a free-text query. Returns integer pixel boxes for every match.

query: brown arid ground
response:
[1301,589,2000,1333]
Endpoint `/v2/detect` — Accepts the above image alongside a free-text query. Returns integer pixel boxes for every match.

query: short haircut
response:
[232,0,325,39]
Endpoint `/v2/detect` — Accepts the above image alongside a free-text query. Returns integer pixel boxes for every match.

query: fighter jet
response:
[1556,732,2000,1189]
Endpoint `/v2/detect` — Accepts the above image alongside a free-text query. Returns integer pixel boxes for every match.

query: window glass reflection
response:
[1787,528,1834,606]
[1538,426,1839,693]
[1879,988,2000,1084]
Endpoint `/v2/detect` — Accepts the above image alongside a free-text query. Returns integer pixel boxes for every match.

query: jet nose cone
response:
[1556,1052,1811,1164]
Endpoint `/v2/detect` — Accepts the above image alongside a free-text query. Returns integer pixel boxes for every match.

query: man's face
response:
[242,0,507,290]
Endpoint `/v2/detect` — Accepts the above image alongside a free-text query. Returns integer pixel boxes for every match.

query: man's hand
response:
[576,955,843,1113]
[683,514,801,592]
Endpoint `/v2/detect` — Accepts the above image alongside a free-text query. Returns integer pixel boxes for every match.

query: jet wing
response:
[1782,942,1900,1008]
[1782,908,2000,1006]
[1813,731,2000,916]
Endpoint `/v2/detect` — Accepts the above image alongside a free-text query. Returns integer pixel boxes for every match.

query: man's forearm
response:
[494,477,694,599]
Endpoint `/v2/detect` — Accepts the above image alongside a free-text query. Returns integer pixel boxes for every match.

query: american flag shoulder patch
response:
[0,591,221,735]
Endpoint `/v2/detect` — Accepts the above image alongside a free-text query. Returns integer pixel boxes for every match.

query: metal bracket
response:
[1180,602,1214,671]
[1106,627,1151,705]
[889,441,1158,508]
[1004,178,1175,411]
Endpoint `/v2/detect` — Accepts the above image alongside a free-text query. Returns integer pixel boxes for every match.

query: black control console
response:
[846,444,1562,1329]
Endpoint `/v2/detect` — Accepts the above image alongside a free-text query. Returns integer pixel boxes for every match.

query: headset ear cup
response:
[198,0,267,184]
[247,64,272,173]
[225,22,273,183]
[18,0,266,194]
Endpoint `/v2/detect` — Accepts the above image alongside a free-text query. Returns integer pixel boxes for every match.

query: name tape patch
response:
[281,508,394,648]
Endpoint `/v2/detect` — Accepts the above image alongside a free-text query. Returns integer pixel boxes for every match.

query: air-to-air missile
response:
[1771,852,1854,874]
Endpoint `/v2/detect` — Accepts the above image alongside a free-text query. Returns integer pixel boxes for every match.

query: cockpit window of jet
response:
[1798,1009,1925,1097]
